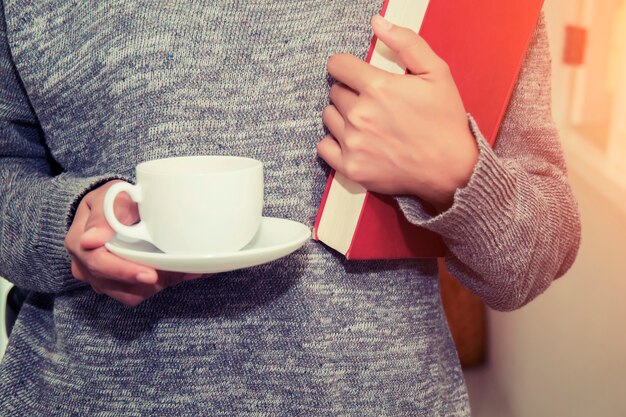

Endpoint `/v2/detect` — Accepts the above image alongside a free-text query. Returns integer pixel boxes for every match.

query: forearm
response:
[398,117,580,310]
[0,157,126,293]
[397,13,581,310]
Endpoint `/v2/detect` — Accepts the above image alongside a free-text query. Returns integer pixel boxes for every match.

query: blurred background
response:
[464,1,626,416]
[1,0,625,415]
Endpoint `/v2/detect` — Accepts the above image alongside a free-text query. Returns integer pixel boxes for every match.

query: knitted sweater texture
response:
[0,1,580,415]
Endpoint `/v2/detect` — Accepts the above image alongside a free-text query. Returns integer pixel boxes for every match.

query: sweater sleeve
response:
[0,8,127,293]
[395,13,582,311]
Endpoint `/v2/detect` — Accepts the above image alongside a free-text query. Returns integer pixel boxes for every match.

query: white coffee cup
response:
[103,156,263,255]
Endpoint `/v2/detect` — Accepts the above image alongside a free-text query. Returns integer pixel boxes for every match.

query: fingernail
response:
[136,271,156,283]
[373,14,393,31]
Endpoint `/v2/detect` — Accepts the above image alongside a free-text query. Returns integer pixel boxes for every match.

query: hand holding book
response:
[313,0,544,260]
[317,15,478,212]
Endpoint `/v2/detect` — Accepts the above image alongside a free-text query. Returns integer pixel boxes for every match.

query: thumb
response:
[371,14,442,76]
[80,226,115,250]
[82,184,139,249]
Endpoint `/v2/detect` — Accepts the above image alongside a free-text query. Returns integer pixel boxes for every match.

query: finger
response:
[322,105,346,144]
[181,273,204,281]
[85,188,139,232]
[94,270,186,307]
[371,14,444,76]
[80,226,116,250]
[328,83,358,117]
[71,258,88,282]
[83,189,140,249]
[65,201,91,253]
[73,200,91,230]
[83,247,158,284]
[156,270,189,288]
[316,135,343,172]
[105,291,148,308]
[97,282,158,307]
[182,273,213,281]
[91,268,191,306]
[327,53,388,93]
[113,191,140,225]
[82,204,116,246]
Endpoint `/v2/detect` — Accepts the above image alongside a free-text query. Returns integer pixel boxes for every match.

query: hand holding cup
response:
[65,155,265,306]
[65,180,207,307]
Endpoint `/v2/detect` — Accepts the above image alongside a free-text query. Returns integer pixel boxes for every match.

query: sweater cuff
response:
[34,174,131,292]
[396,115,517,245]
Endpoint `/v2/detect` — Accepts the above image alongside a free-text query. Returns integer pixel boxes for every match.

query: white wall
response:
[468,161,626,417]
[608,1,626,166]
[543,0,580,127]
[466,2,626,416]
[569,0,617,126]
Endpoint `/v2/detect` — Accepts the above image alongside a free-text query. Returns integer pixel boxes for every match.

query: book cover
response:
[314,0,545,260]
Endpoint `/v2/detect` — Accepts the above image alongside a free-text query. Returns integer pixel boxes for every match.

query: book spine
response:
[313,0,390,240]
[313,170,336,240]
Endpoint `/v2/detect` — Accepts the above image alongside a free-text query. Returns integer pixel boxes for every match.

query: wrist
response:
[410,131,479,213]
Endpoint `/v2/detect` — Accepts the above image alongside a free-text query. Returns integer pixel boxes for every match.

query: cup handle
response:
[103,182,152,244]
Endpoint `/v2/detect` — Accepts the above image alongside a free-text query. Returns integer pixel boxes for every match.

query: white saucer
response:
[104,217,311,273]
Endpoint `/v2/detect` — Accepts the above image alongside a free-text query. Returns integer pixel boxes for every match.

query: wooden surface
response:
[439,258,487,368]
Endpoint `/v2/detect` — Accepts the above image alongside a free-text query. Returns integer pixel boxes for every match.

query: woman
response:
[0,1,580,415]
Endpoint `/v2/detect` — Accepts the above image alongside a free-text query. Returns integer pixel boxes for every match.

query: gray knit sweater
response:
[0,1,580,416]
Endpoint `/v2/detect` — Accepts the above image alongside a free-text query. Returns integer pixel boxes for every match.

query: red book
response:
[314,0,545,260]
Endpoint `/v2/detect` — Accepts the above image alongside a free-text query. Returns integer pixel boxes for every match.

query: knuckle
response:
[64,234,74,253]
[75,197,90,213]
[328,84,342,104]
[326,54,339,71]
[83,217,99,232]
[322,105,334,119]
[64,229,81,254]
[84,256,98,274]
[316,140,325,154]
[327,53,349,68]
[329,83,340,95]
[363,76,390,97]
[435,58,451,75]
[343,160,365,183]
[120,295,144,308]
[345,106,368,127]
[322,106,333,124]
[343,132,363,152]
[84,252,108,277]
[71,262,84,281]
